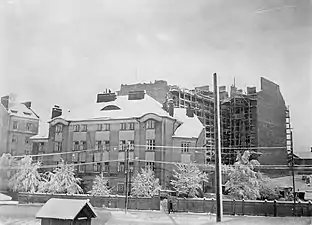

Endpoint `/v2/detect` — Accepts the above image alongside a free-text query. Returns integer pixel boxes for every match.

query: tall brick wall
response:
[118,80,170,104]
[257,77,287,165]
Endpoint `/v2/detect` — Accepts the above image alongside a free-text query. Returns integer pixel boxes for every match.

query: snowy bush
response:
[131,168,161,197]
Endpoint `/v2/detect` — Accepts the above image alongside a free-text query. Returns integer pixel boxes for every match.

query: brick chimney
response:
[22,101,32,109]
[51,105,62,119]
[168,99,174,117]
[128,90,145,100]
[1,95,9,110]
[97,91,117,103]
[186,105,194,117]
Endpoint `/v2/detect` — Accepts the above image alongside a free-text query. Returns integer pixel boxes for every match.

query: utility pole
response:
[213,73,223,222]
[124,141,130,214]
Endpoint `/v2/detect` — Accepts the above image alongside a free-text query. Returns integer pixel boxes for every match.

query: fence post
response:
[232,199,236,215]
[273,200,277,217]
[242,199,245,216]
[264,199,267,217]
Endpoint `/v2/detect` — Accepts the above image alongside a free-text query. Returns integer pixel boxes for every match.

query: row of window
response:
[71,120,156,133]
[75,161,155,174]
[11,135,31,144]
[12,121,34,132]
[53,139,188,152]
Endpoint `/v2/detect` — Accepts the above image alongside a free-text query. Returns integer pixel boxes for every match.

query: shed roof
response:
[36,198,97,220]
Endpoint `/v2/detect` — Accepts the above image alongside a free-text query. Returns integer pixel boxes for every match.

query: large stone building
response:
[42,91,205,193]
[0,95,39,156]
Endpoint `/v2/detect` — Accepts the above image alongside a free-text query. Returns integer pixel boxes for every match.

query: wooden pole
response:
[124,142,130,214]
[213,73,223,222]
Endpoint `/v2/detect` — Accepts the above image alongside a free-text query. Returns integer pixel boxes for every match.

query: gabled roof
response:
[36,198,97,220]
[8,103,39,120]
[173,108,204,138]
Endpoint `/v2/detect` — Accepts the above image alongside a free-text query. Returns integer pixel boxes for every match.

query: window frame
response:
[146,120,155,129]
[146,139,156,151]
[103,124,110,131]
[81,124,88,132]
[145,161,155,171]
[97,124,102,131]
[117,183,124,193]
[128,122,135,130]
[181,142,190,153]
[118,162,125,173]
[74,125,80,132]
[54,141,62,152]
[120,123,127,130]
[80,141,87,150]
[55,124,63,133]
[119,140,126,151]
[12,121,18,130]
[26,123,32,132]
[103,162,110,173]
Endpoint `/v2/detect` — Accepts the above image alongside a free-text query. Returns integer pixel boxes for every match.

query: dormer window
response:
[23,112,32,116]
[11,110,17,114]
[146,120,155,129]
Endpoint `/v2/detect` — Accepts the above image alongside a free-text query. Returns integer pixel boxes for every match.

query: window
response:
[81,124,87,132]
[120,123,127,130]
[73,141,79,151]
[23,112,32,116]
[26,123,32,131]
[181,142,190,153]
[117,183,124,193]
[119,140,126,151]
[97,124,102,131]
[146,139,155,151]
[25,149,31,155]
[103,162,109,172]
[80,141,87,150]
[54,142,62,152]
[55,124,63,133]
[96,141,102,150]
[129,140,134,151]
[146,120,155,129]
[129,162,134,173]
[128,122,135,130]
[12,121,18,130]
[103,141,110,151]
[74,125,80,132]
[79,164,85,173]
[12,135,17,143]
[39,142,44,152]
[145,162,155,171]
[118,162,125,172]
[93,163,101,172]
[103,124,110,131]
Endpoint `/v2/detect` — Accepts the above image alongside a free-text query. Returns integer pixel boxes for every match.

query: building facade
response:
[220,77,288,165]
[44,91,205,193]
[0,95,39,156]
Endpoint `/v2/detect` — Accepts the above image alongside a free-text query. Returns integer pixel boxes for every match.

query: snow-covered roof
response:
[36,198,97,220]
[173,108,204,138]
[8,103,39,120]
[52,94,173,121]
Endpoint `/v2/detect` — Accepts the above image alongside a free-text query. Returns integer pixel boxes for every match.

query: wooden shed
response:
[36,198,97,225]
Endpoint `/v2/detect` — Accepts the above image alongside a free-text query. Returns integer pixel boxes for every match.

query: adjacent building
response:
[0,95,39,156]
[117,77,288,165]
[43,91,205,193]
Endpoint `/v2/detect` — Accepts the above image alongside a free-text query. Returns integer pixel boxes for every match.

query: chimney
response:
[1,95,9,110]
[128,90,145,100]
[22,101,32,109]
[97,92,117,103]
[51,105,62,119]
[247,86,257,95]
[186,105,194,118]
[168,99,174,117]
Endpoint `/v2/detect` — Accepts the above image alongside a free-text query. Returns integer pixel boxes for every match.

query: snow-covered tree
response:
[170,163,208,198]
[0,153,14,190]
[131,168,161,197]
[38,159,82,194]
[225,150,277,200]
[89,173,110,196]
[8,155,41,193]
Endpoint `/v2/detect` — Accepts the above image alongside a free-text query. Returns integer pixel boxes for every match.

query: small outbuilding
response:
[36,198,97,225]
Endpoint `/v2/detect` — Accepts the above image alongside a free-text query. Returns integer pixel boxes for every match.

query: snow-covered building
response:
[0,95,39,156]
[44,90,205,193]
